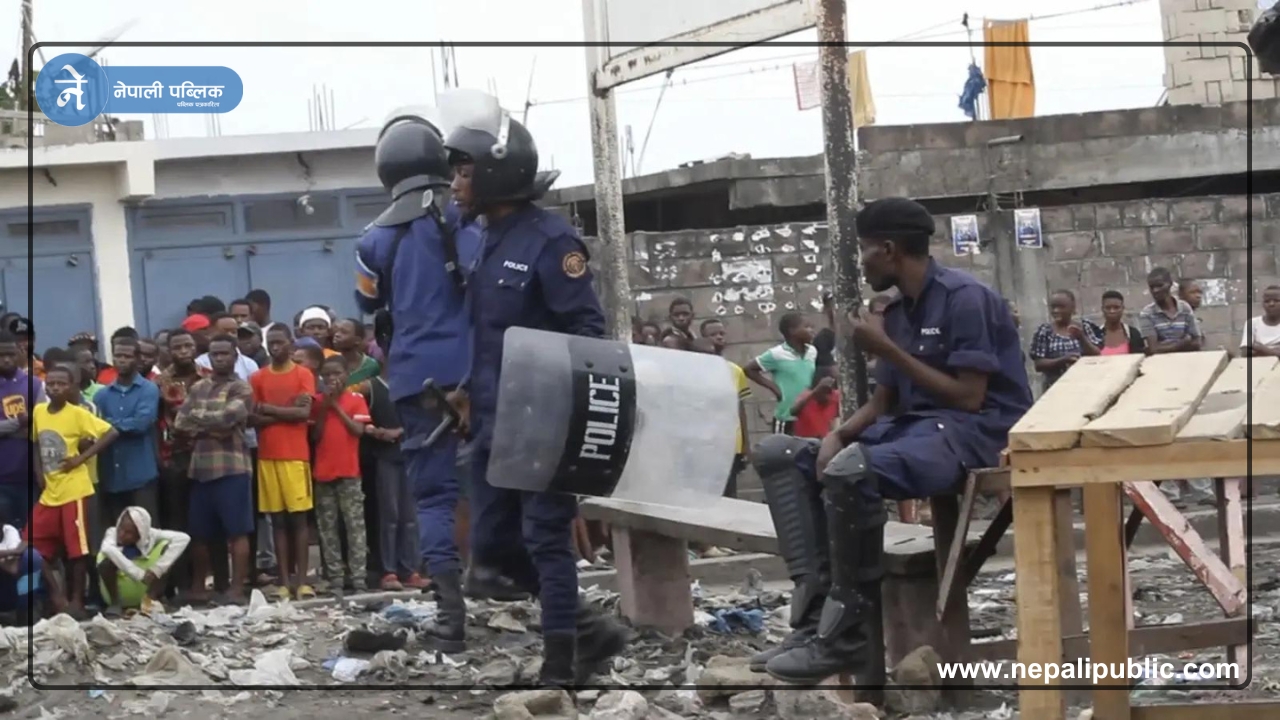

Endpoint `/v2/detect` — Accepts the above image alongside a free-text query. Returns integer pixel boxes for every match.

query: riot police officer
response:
[353,110,477,652]
[441,90,626,686]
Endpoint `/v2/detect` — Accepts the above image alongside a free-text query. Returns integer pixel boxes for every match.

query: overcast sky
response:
[6,0,1167,186]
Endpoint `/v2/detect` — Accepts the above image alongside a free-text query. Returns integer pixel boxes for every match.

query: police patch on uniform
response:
[562,252,587,279]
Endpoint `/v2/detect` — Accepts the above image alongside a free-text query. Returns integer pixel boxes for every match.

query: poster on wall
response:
[950,214,980,256]
[1014,207,1043,249]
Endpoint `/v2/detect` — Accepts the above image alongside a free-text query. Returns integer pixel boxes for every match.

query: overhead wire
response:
[528,0,1156,110]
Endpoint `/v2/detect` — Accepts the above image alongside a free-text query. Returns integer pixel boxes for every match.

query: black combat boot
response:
[464,565,532,602]
[765,446,885,685]
[418,570,466,653]
[574,606,628,683]
[748,435,831,672]
[539,632,578,688]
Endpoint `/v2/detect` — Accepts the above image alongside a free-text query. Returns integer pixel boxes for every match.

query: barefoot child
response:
[28,364,118,617]
[97,507,190,615]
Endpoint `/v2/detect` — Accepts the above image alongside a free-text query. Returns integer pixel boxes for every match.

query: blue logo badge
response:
[34,53,110,127]
[105,66,244,114]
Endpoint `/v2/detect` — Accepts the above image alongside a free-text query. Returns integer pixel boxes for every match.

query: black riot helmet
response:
[441,89,539,207]
[375,115,452,199]
[1251,3,1280,75]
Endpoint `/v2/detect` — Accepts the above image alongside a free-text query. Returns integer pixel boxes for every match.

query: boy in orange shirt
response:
[29,365,119,616]
[311,357,371,594]
[249,326,316,600]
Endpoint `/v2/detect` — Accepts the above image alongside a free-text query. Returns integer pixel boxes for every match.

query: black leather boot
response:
[539,632,577,688]
[418,570,466,653]
[748,435,831,673]
[574,607,628,683]
[765,445,885,685]
[464,565,532,602]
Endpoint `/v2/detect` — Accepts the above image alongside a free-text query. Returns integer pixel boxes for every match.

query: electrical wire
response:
[528,0,1156,110]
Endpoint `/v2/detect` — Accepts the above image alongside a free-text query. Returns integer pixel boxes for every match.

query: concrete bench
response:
[579,494,984,669]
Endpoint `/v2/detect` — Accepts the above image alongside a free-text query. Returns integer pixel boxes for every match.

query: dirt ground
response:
[1,540,1277,719]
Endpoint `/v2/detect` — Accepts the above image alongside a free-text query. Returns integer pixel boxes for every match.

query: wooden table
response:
[1008,352,1280,720]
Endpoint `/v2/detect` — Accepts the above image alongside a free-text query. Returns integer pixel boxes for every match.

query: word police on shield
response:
[487,327,740,504]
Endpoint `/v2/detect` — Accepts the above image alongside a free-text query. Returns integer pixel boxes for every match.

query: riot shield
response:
[486,328,740,505]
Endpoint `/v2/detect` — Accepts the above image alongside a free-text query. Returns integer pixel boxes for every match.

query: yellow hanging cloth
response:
[847,50,876,127]
[983,19,1035,119]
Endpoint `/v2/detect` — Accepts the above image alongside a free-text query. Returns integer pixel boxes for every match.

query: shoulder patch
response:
[562,251,588,279]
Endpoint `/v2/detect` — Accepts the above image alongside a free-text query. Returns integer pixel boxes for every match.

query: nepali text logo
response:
[53,64,90,111]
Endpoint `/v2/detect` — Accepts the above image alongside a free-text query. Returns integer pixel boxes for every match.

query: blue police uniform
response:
[796,258,1032,501]
[467,203,606,635]
[355,205,480,578]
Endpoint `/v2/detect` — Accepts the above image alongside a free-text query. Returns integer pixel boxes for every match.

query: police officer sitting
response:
[750,197,1032,684]
[353,110,478,652]
[441,90,626,686]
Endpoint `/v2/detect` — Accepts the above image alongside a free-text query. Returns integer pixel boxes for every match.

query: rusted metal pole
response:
[816,0,869,413]
[582,0,633,341]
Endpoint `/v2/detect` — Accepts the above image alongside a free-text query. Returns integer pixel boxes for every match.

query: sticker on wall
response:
[751,228,771,242]
[1014,208,1044,250]
[775,226,794,238]
[950,215,980,256]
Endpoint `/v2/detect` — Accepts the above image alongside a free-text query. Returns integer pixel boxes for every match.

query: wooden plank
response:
[1012,486,1065,720]
[579,496,974,574]
[1124,481,1246,616]
[1215,477,1249,678]
[1178,356,1280,441]
[1084,482,1131,720]
[1008,354,1144,451]
[1250,363,1280,440]
[1010,439,1280,487]
[936,472,980,621]
[966,617,1252,663]
[612,527,694,635]
[1054,490,1083,635]
[1081,350,1229,448]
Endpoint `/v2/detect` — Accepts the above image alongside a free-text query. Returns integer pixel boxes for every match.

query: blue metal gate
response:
[127,191,387,337]
[0,206,98,353]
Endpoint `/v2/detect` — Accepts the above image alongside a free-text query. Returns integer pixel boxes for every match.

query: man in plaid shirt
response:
[174,334,255,605]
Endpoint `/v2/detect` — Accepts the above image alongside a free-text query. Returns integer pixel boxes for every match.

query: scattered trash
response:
[704,608,765,634]
[380,600,436,628]
[326,656,371,682]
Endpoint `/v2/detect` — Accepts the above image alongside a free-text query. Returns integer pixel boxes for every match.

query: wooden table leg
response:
[1054,489,1083,634]
[611,526,694,635]
[1013,486,1065,720]
[1215,477,1249,682]
[1084,483,1131,720]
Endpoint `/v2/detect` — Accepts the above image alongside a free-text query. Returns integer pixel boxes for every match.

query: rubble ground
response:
[0,542,1276,719]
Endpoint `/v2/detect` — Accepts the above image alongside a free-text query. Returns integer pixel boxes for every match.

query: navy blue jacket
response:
[468,204,606,427]
[355,204,481,402]
[873,259,1033,469]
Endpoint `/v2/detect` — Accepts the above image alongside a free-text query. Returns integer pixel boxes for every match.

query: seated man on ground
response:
[97,507,190,616]
[0,523,43,625]
[750,197,1032,684]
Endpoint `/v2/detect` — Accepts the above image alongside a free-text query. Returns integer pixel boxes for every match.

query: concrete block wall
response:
[599,191,1278,497]
[1161,0,1278,103]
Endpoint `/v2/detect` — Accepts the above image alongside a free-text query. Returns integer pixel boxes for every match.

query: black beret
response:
[855,197,936,238]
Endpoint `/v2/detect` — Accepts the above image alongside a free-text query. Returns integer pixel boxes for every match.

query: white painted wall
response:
[0,130,381,348]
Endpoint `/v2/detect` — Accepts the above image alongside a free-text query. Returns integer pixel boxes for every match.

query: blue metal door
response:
[246,237,359,325]
[2,254,96,353]
[137,246,250,336]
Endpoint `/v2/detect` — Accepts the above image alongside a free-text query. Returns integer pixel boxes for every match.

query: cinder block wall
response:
[599,192,1278,498]
[1161,0,1278,102]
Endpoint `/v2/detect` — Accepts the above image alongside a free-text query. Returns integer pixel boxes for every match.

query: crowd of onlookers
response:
[0,289,430,621]
[0,264,1277,623]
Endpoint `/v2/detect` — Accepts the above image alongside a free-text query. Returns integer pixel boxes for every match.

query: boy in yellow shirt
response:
[27,364,118,617]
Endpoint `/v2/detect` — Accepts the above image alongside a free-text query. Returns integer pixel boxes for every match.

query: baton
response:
[418,378,462,450]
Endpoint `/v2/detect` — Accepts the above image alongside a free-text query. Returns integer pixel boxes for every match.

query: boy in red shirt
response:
[311,357,371,594]
[789,364,841,440]
[249,326,316,600]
